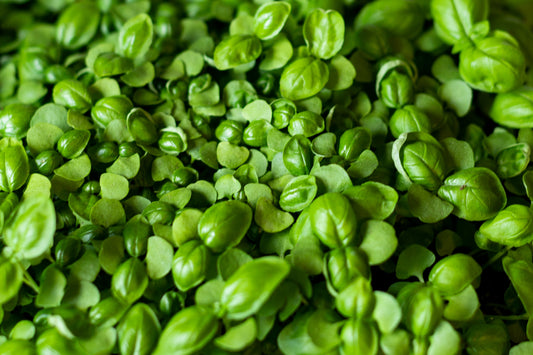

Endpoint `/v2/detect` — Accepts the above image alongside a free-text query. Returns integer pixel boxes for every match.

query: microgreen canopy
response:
[0,0,532,353]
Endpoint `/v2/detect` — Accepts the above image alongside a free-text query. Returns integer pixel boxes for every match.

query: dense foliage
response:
[0,0,533,354]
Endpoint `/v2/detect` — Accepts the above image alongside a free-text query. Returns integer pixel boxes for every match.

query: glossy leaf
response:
[198,200,252,253]
[303,9,345,60]
[214,35,262,70]
[153,306,218,355]
[117,303,161,355]
[220,257,290,320]
[253,1,291,40]
[280,57,329,101]
[118,14,153,59]
[438,167,507,221]
[4,196,55,260]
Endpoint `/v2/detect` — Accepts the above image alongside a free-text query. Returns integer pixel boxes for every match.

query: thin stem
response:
[483,247,511,269]
[485,314,529,321]
[22,268,39,294]
[46,253,55,264]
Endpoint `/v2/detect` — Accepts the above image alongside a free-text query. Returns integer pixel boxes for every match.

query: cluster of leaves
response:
[0,0,533,354]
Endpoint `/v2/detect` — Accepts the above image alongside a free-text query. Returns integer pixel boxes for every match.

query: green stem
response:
[486,314,529,321]
[483,247,511,269]
[46,253,55,264]
[22,268,39,294]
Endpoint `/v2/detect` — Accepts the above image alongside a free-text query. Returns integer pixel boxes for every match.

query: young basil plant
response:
[1,0,533,353]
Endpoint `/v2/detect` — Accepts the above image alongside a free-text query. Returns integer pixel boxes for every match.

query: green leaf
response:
[427,321,462,355]
[428,254,482,296]
[443,284,479,322]
[283,135,313,176]
[107,154,141,179]
[278,311,334,355]
[503,255,533,317]
[254,197,294,233]
[380,330,411,355]
[112,258,149,305]
[215,318,257,352]
[217,248,253,281]
[303,9,345,60]
[198,200,252,253]
[118,13,153,59]
[326,55,356,90]
[0,138,30,192]
[117,303,160,355]
[121,62,155,87]
[311,164,352,194]
[359,220,398,265]
[308,309,343,350]
[439,79,472,117]
[216,142,250,169]
[259,34,294,71]
[280,57,329,101]
[127,108,158,145]
[242,99,272,122]
[62,279,100,310]
[497,143,531,179]
[441,137,475,171]
[146,236,174,280]
[510,342,533,355]
[153,306,218,355]
[279,175,318,212]
[244,183,274,209]
[36,328,88,355]
[431,55,461,83]
[27,123,64,156]
[171,208,202,246]
[70,248,100,282]
[490,86,533,129]
[177,50,205,76]
[438,167,507,221]
[36,265,66,308]
[100,173,129,200]
[312,133,336,158]
[372,291,402,333]
[343,182,398,220]
[89,297,128,328]
[53,79,92,113]
[17,81,47,104]
[90,198,126,228]
[340,318,379,355]
[335,277,375,319]
[214,35,262,70]
[396,244,436,282]
[253,1,291,40]
[9,320,35,341]
[54,154,91,181]
[0,258,22,304]
[459,31,525,93]
[392,131,447,191]
[356,0,425,39]
[478,204,533,247]
[430,0,489,45]
[195,279,225,310]
[4,196,55,260]
[98,235,125,275]
[57,129,91,159]
[187,180,217,208]
[465,321,509,355]
[408,184,454,223]
[56,1,100,49]
[221,257,290,320]
[308,192,357,248]
[172,240,211,292]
